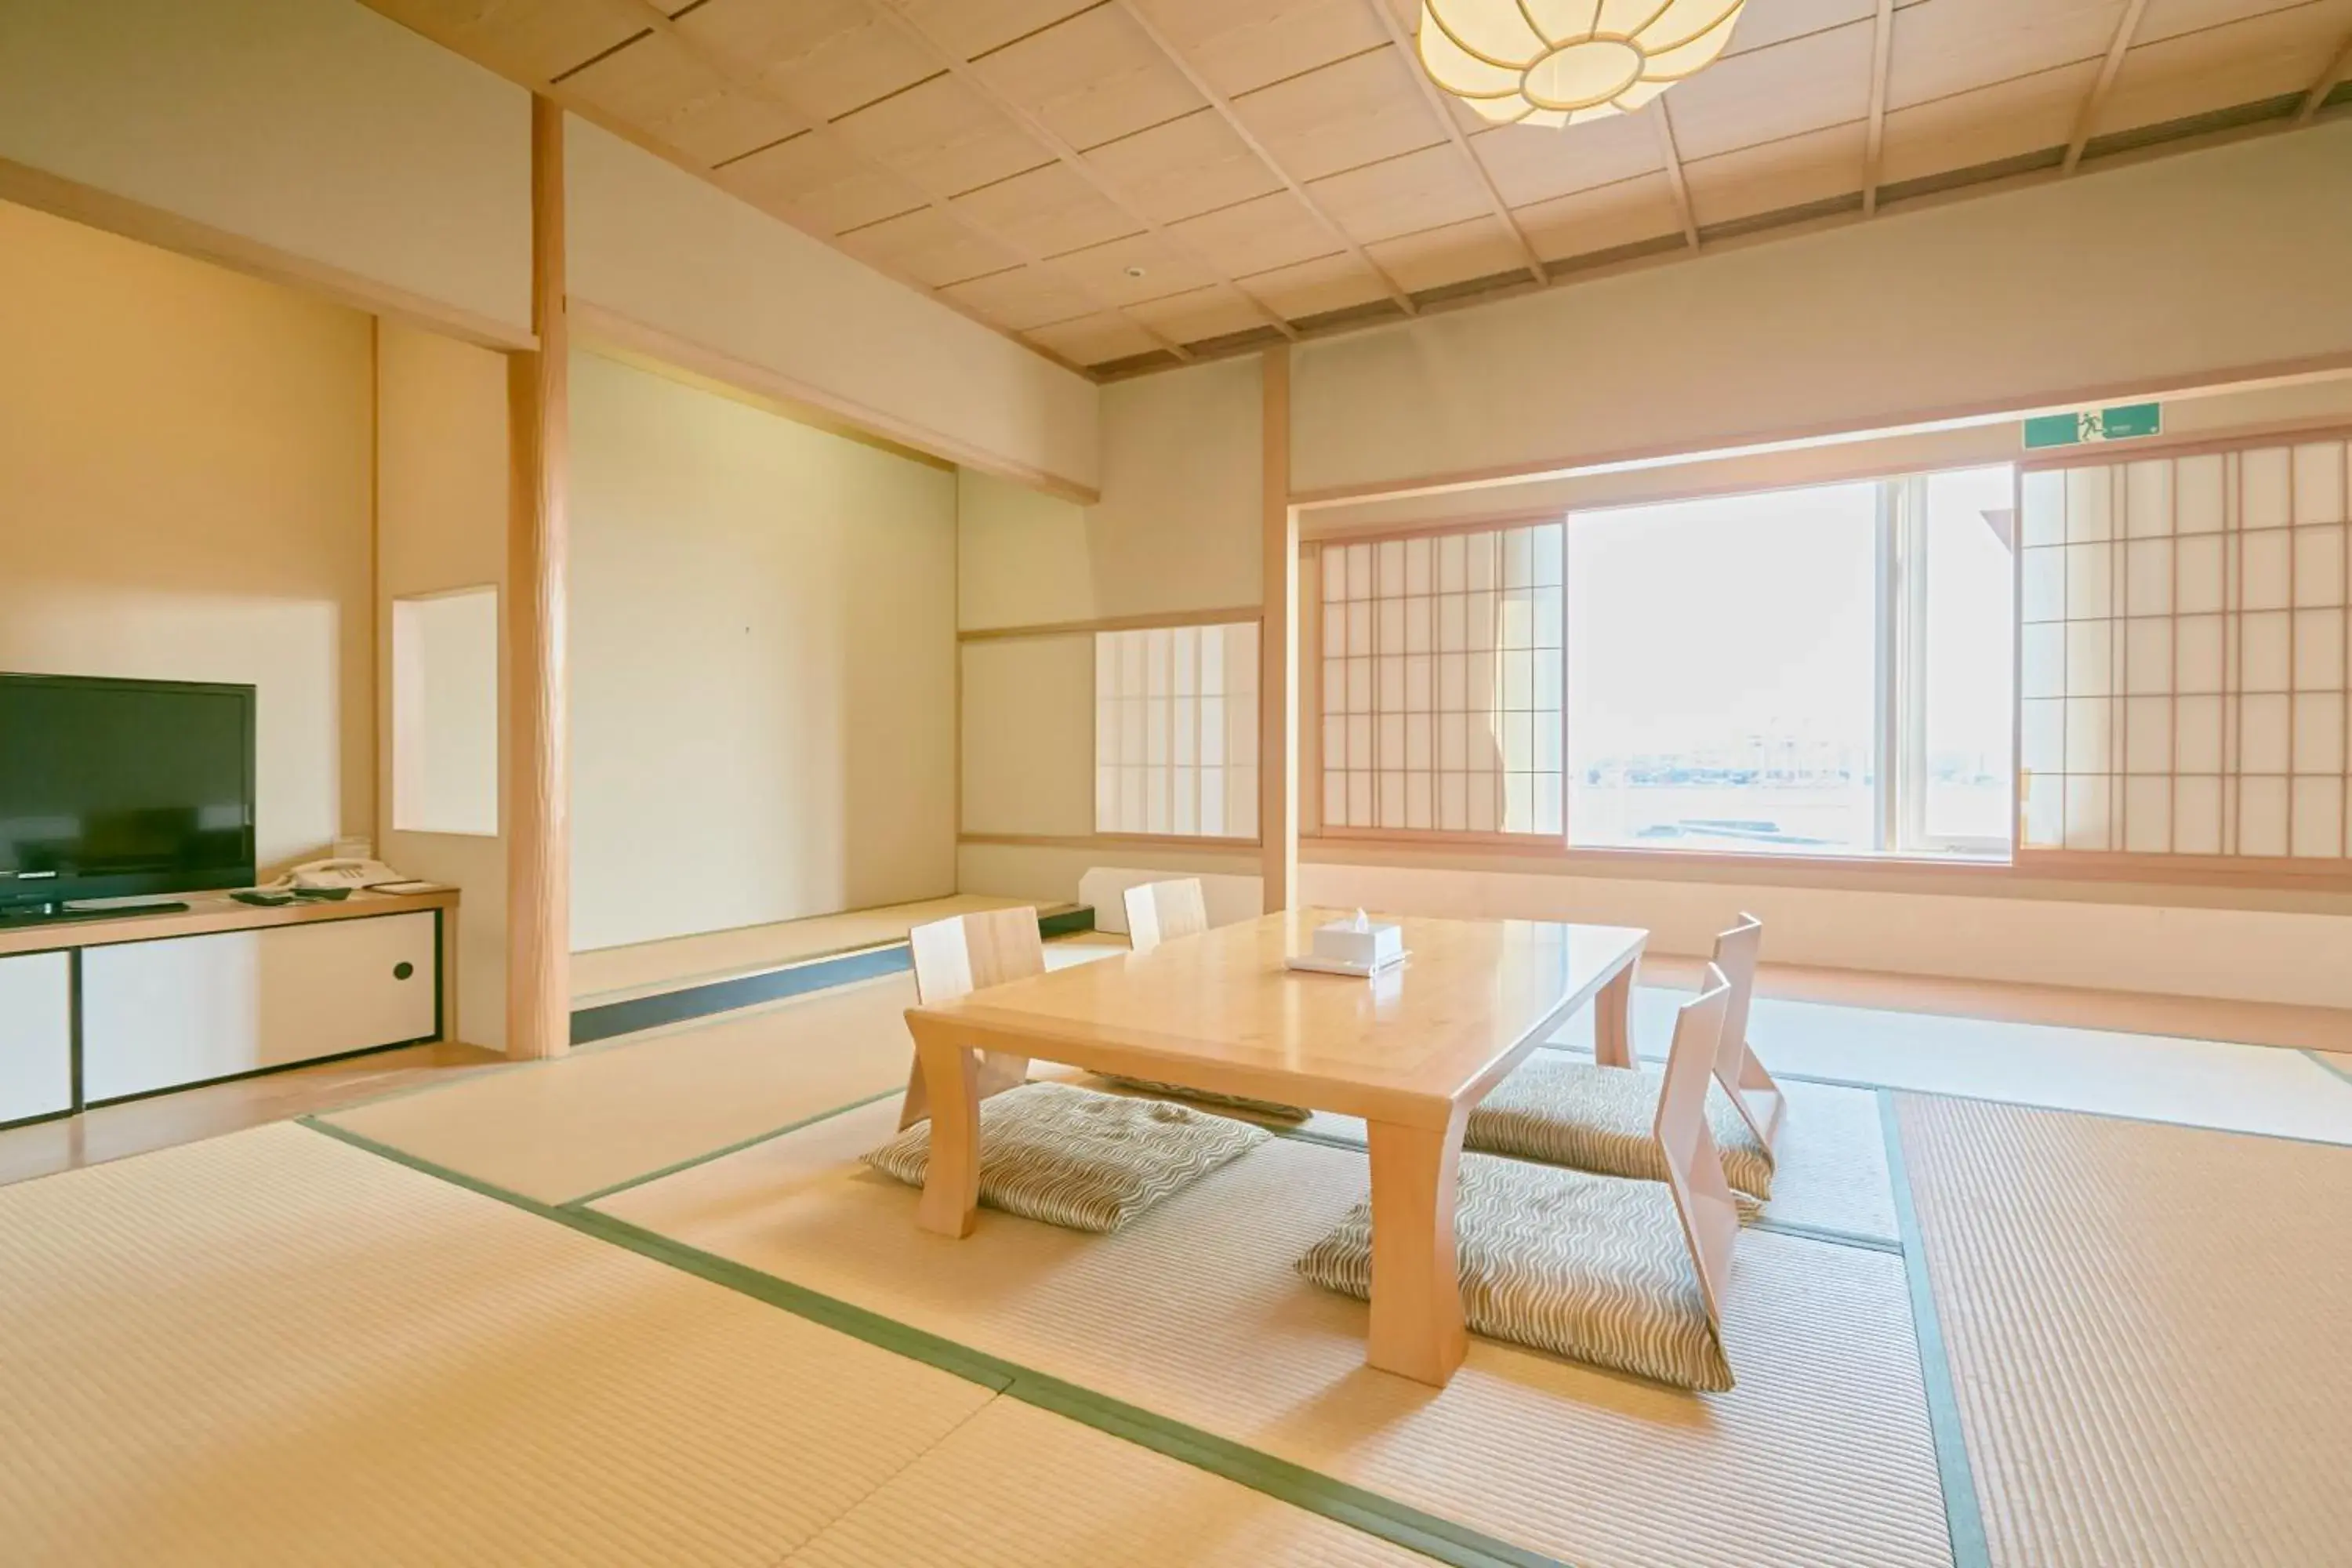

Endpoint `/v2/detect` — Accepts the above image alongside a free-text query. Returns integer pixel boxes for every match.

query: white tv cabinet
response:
[0,888,456,1127]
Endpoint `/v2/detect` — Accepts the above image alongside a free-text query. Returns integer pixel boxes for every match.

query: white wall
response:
[0,0,1101,492]
[375,321,510,1047]
[567,121,1098,500]
[0,199,374,872]
[570,350,957,951]
[1304,858,2352,1011]
[1294,121,2352,498]
[958,357,1264,630]
[955,356,1269,908]
[0,0,530,336]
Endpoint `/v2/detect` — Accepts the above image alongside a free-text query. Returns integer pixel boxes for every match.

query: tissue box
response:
[1313,914,1403,970]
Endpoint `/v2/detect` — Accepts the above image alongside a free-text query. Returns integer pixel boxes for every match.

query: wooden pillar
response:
[506,96,570,1060]
[1259,345,1298,912]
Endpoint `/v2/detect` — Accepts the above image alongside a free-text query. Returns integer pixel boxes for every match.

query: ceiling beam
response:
[2063,0,2151,174]
[858,0,1301,342]
[1359,0,1548,289]
[1654,100,1699,250]
[1861,0,1894,215]
[2298,27,2352,124]
[1111,0,1417,318]
[598,0,1193,364]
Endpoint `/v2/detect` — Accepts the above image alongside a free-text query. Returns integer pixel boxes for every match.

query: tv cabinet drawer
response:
[0,952,72,1123]
[82,912,437,1102]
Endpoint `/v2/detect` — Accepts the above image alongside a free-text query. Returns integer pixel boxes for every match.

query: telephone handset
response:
[271,858,406,894]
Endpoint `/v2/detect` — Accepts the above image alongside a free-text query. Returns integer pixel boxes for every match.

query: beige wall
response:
[958,357,1263,630]
[569,350,957,952]
[956,841,1265,912]
[1303,855,2352,1011]
[374,321,509,1047]
[955,356,1268,906]
[566,120,1098,499]
[0,199,373,872]
[960,637,1096,838]
[0,0,1102,489]
[0,0,530,336]
[1309,374,2352,536]
[1293,121,2352,499]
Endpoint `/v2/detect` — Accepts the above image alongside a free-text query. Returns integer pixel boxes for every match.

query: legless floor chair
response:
[1102,880,1310,1122]
[1298,971,1745,1391]
[876,906,1268,1234]
[896,908,1044,1131]
[1465,914,1787,1204]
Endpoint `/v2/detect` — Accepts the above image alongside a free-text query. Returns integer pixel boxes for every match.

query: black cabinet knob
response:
[393,961,415,980]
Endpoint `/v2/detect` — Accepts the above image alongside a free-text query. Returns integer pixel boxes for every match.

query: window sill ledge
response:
[1301,831,2352,898]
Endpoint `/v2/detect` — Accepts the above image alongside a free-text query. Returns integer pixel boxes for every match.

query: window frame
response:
[2009,421,2352,884]
[1308,467,2024,867]
[1089,615,1265,845]
[1305,512,1568,844]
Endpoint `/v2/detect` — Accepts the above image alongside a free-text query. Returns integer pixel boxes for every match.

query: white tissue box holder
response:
[1312,916,1403,971]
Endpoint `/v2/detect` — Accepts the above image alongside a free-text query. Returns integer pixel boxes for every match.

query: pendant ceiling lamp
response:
[1417,0,1747,127]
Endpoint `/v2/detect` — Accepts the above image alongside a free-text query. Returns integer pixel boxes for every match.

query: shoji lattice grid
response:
[1094,622,1259,838]
[2019,437,2350,858]
[1319,522,1566,834]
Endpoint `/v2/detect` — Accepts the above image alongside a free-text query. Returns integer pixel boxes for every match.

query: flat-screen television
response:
[0,673,256,914]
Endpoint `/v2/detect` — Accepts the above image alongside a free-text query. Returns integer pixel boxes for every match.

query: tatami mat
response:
[601,1099,1955,1568]
[1243,1073,1897,1246]
[0,1121,994,1567]
[324,942,1120,1204]
[1554,985,2352,1144]
[322,971,924,1203]
[1894,1094,2352,1567]
[783,1398,1427,1567]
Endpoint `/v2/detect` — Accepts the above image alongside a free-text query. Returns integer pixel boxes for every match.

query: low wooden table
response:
[902,908,1647,1386]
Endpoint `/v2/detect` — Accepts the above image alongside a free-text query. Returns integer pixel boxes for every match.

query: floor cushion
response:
[1098,1075,1312,1122]
[1467,1056,1773,1207]
[864,1081,1268,1233]
[1295,1152,1734,1392]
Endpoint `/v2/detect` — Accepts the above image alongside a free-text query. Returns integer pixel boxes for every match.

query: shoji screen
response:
[1317,521,1566,835]
[2018,436,2350,860]
[1094,622,1259,839]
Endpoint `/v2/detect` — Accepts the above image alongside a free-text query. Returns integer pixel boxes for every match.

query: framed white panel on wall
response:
[391,586,499,837]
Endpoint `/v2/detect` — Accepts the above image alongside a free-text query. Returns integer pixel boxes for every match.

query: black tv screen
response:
[0,673,256,912]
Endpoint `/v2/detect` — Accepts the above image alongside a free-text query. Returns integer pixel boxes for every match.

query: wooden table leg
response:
[913,1030,982,1238]
[1593,960,1636,1069]
[1364,1115,1468,1387]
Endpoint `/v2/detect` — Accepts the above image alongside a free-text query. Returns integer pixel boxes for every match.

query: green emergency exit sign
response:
[2023,402,2162,449]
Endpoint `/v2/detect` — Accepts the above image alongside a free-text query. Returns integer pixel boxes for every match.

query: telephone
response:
[272,858,407,895]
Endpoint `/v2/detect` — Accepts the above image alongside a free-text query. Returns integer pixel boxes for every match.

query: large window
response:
[1094,622,1259,839]
[1568,469,2014,858]
[1317,522,1566,835]
[1316,464,2018,860]
[1568,484,1882,854]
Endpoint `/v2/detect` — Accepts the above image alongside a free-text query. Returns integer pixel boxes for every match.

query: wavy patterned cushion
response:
[1296,1152,1733,1391]
[1098,1075,1312,1122]
[863,1081,1268,1234]
[1467,1056,1773,1207]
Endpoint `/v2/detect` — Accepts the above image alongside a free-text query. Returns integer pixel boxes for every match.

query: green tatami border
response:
[562,1087,902,1208]
[1877,1091,1991,1568]
[299,1115,1563,1568]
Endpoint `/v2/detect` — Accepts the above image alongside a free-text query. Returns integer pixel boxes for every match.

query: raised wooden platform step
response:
[569,901,1094,1048]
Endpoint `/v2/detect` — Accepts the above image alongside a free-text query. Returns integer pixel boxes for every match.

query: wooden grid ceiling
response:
[371,0,2352,378]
